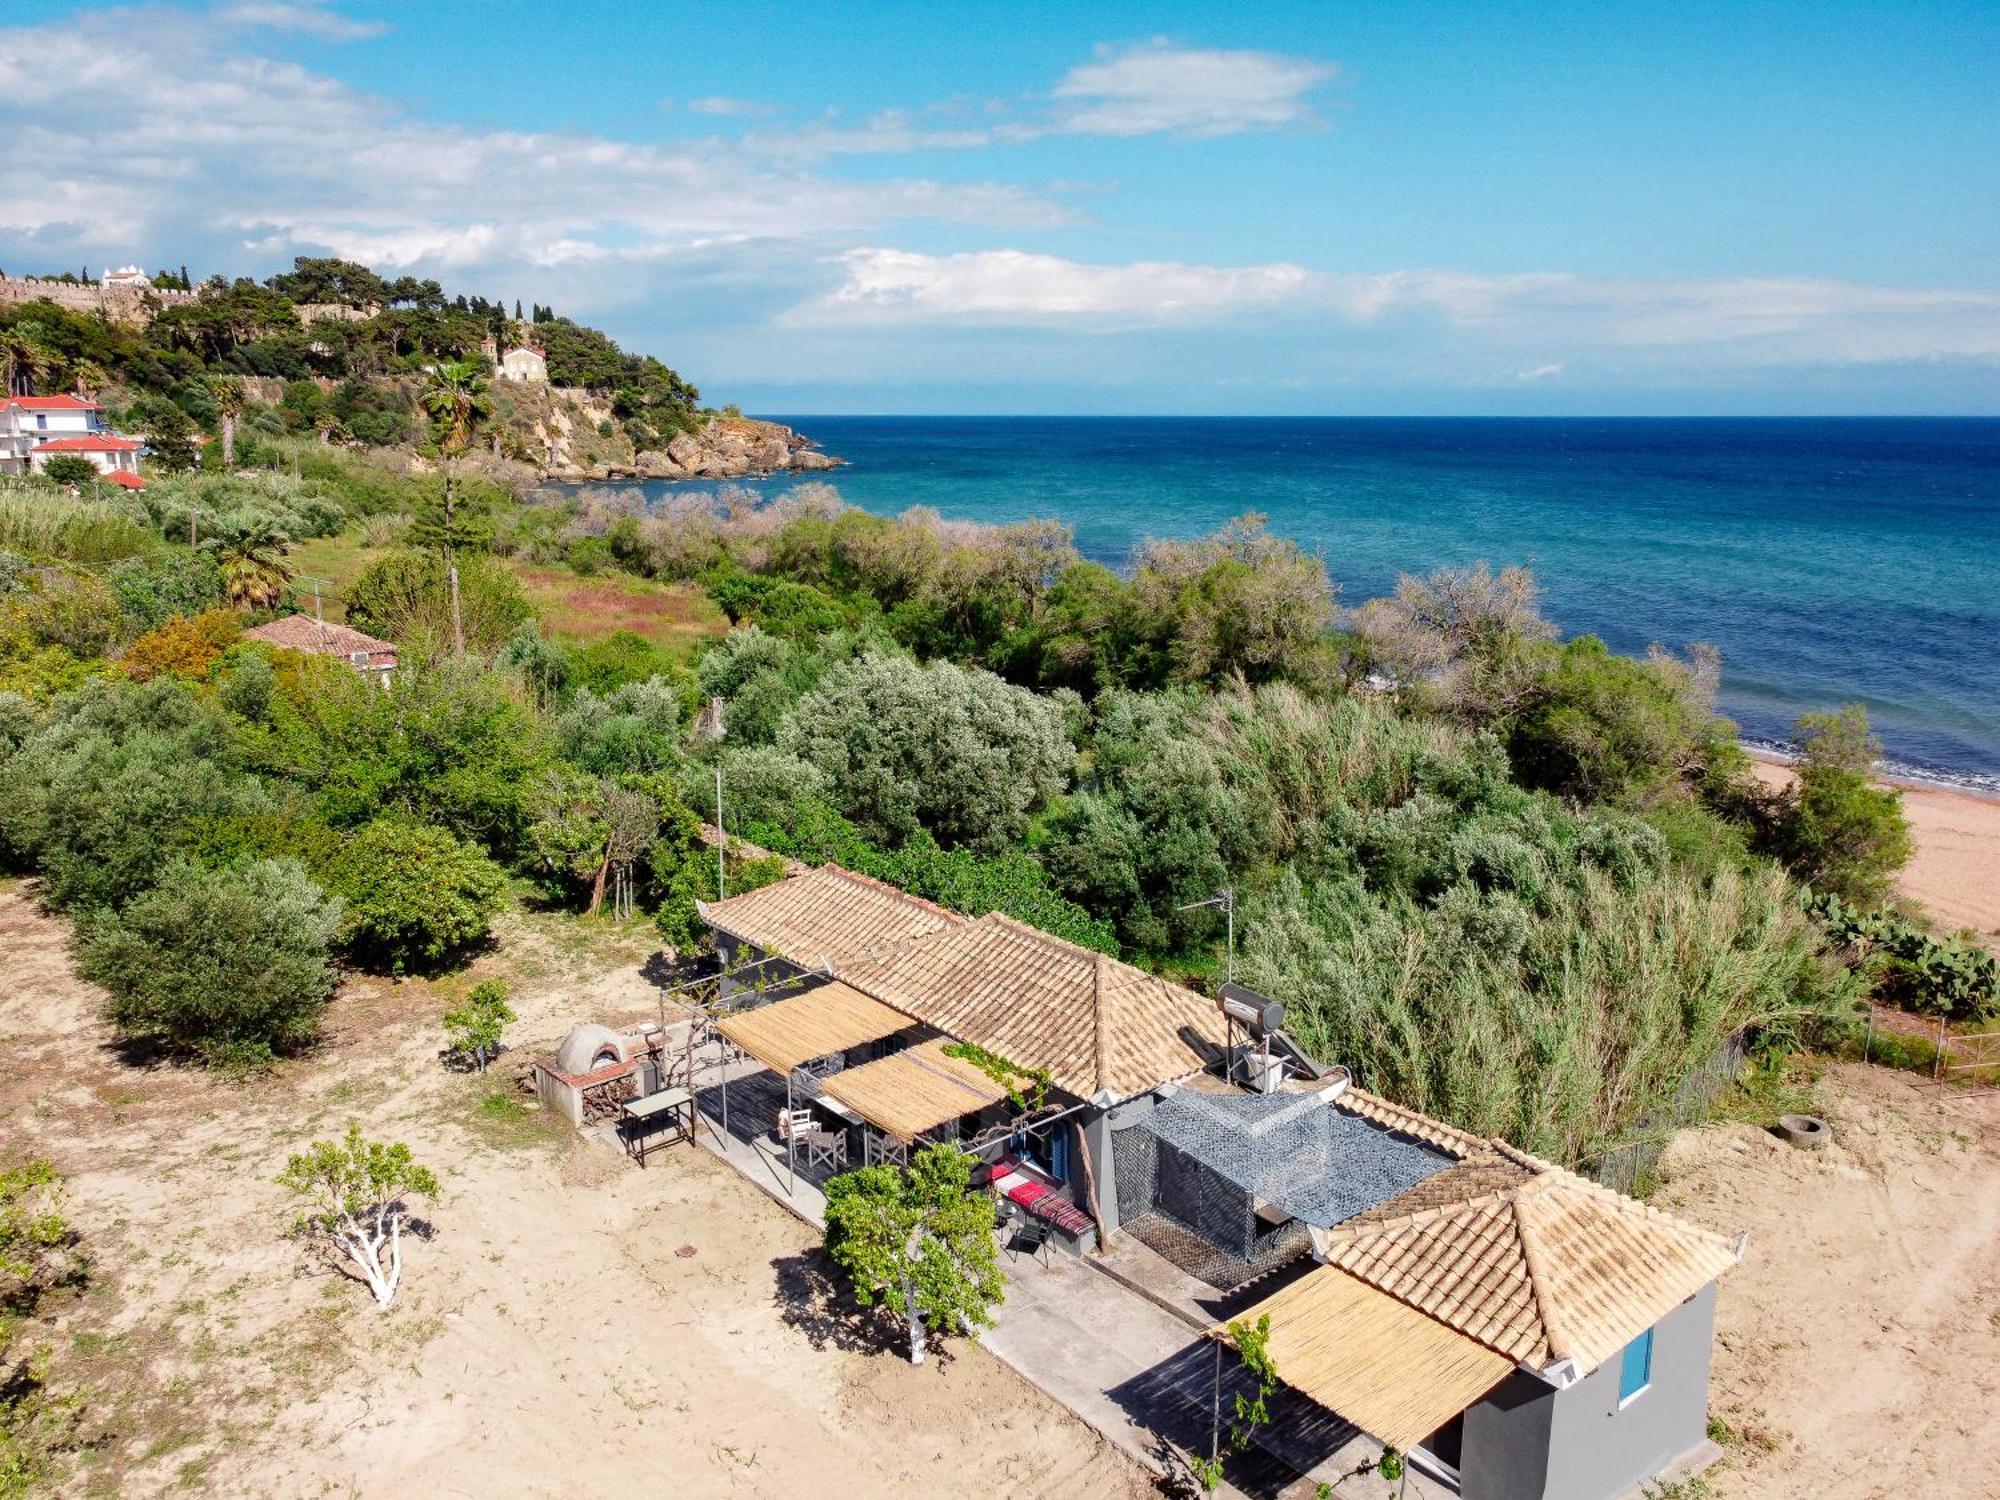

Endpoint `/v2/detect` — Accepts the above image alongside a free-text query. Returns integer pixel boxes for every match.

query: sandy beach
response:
[1750,755,2000,940]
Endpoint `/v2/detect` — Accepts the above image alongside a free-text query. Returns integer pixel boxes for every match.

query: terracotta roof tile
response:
[837,912,1225,1101]
[33,434,137,452]
[243,615,396,658]
[1313,1155,1740,1373]
[698,863,962,968]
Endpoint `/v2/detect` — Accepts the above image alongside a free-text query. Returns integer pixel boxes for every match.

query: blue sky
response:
[4,0,1997,412]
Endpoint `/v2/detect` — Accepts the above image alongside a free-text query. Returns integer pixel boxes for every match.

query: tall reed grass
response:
[0,488,156,563]
[1243,861,1853,1163]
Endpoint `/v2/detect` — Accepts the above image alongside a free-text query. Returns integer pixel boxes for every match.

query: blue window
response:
[1618,1328,1654,1404]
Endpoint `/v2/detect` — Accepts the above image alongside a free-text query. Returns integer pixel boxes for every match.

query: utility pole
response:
[188,506,199,548]
[715,765,726,901]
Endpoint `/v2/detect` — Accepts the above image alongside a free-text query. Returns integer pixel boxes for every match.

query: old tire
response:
[1777,1113,1831,1149]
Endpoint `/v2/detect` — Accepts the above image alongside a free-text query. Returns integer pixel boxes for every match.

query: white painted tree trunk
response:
[903,1272,925,1366]
[334,1203,406,1308]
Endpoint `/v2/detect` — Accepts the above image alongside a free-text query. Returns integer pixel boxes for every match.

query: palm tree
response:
[70,358,110,401]
[418,359,490,656]
[0,328,55,397]
[207,375,245,467]
[214,521,296,611]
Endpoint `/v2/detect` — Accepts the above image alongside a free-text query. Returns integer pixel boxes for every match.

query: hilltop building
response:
[497,344,548,383]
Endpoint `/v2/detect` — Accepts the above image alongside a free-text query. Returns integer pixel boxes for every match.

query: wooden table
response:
[620,1086,694,1166]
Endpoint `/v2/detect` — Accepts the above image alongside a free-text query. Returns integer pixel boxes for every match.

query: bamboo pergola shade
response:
[820,1038,1009,1142]
[1217,1265,1513,1453]
[715,982,911,1074]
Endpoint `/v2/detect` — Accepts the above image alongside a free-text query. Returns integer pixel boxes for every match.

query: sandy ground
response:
[0,886,1150,1499]
[1653,1064,2000,1500]
[1750,758,2000,939]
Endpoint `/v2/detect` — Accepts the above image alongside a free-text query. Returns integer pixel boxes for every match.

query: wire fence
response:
[1587,1031,1749,1196]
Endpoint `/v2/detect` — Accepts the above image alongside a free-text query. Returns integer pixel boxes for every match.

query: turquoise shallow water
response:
[576,417,2000,790]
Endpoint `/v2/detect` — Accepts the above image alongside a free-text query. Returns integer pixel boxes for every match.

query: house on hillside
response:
[497,345,547,383]
[242,615,398,679]
[3,395,109,474]
[695,862,1741,1500]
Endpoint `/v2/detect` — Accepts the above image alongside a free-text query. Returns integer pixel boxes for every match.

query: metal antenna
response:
[1176,886,1234,984]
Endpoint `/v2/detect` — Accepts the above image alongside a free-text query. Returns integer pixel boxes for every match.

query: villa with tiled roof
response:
[697,861,1741,1500]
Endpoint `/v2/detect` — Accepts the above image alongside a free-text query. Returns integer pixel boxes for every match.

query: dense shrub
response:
[555,678,687,777]
[78,858,341,1068]
[253,658,546,855]
[107,550,224,632]
[0,677,267,909]
[120,608,242,682]
[777,653,1071,852]
[1809,892,1998,1022]
[322,818,507,972]
[1768,706,1912,906]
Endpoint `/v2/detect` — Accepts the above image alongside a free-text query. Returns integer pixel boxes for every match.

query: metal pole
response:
[786,1072,796,1194]
[1209,1337,1222,1465]
[1225,887,1234,985]
[1935,1014,1948,1080]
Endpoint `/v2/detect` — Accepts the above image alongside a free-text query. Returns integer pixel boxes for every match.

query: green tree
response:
[323,818,507,972]
[277,1124,439,1308]
[821,1145,1003,1366]
[776,653,1071,852]
[417,358,491,656]
[441,979,514,1072]
[343,548,530,661]
[78,858,341,1069]
[1773,705,1913,906]
[136,398,199,473]
[36,455,99,490]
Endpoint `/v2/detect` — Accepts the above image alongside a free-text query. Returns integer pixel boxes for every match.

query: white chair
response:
[776,1107,815,1143]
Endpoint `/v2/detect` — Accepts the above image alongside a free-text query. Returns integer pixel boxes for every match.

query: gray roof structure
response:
[1146,1087,1454,1229]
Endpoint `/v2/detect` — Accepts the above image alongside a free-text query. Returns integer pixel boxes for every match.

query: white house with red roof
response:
[1,395,143,482]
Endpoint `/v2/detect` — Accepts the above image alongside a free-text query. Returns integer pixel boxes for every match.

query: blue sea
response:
[580,417,2000,792]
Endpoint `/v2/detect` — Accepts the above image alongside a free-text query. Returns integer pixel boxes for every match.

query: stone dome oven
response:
[555,1023,629,1077]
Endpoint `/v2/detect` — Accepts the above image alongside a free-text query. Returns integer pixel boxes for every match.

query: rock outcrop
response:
[610,416,841,482]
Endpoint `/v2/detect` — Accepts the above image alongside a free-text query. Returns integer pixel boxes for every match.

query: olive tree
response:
[277,1125,439,1308]
[323,817,507,973]
[441,979,513,1072]
[78,857,341,1069]
[821,1145,1003,1366]
[777,653,1070,852]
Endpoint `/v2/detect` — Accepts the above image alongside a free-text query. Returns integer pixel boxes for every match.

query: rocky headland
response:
[555,414,842,483]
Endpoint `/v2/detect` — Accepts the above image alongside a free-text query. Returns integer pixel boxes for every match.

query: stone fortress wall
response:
[0,274,200,326]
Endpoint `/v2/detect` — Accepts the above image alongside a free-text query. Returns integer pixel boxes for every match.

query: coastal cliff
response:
[585,414,842,482]
[490,379,840,480]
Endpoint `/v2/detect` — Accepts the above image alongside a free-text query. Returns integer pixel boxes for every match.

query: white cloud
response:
[217,2,385,41]
[1051,41,1336,138]
[790,248,1316,328]
[787,248,2000,366]
[741,43,1337,160]
[685,96,773,118]
[0,12,1066,277]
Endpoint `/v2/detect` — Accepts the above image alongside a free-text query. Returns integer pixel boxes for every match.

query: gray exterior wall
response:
[1458,1284,1717,1500]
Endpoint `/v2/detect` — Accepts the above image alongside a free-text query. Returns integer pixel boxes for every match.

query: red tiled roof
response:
[243,615,397,658]
[33,434,138,453]
[103,470,145,490]
[7,395,100,412]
